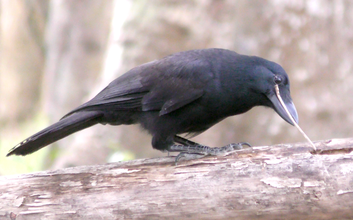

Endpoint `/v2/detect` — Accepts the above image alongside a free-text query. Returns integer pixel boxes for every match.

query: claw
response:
[238,142,251,148]
[172,142,251,165]
[175,152,186,165]
[175,152,206,165]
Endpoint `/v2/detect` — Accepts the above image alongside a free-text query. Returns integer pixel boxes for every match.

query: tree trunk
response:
[1,138,353,220]
[0,0,47,123]
[42,0,113,169]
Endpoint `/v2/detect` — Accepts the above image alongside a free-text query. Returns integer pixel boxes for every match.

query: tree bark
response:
[1,138,353,220]
[0,0,47,123]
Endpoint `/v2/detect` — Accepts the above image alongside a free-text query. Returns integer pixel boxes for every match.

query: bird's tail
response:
[7,111,103,156]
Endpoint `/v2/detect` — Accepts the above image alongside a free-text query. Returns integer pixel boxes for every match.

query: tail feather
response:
[7,111,103,156]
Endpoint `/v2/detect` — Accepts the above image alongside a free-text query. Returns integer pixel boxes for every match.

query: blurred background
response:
[1,0,352,175]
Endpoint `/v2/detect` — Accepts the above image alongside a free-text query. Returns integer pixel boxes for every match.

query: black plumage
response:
[7,48,298,159]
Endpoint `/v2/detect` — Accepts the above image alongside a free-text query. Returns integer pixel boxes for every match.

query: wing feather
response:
[63,51,214,118]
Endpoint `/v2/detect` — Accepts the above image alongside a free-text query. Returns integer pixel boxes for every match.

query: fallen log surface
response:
[1,138,353,220]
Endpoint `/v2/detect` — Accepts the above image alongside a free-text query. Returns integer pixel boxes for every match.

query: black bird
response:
[7,48,298,162]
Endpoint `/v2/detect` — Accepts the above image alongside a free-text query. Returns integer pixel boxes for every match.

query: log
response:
[1,138,353,220]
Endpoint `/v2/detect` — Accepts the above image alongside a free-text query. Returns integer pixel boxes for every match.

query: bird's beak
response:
[267,86,298,126]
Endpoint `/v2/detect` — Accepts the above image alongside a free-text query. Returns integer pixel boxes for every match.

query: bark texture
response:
[1,138,353,220]
[0,0,47,122]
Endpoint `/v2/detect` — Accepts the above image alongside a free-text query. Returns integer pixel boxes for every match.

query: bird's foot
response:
[169,142,251,165]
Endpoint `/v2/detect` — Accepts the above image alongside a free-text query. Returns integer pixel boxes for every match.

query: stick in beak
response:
[274,84,316,151]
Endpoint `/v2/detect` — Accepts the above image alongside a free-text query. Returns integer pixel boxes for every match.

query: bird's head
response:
[250,58,298,126]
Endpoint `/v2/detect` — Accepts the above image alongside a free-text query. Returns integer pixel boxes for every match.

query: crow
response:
[7,48,298,162]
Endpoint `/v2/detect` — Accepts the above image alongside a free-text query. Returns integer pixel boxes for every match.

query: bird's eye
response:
[274,75,282,84]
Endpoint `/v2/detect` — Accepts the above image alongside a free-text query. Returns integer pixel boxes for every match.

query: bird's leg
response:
[174,135,199,146]
[169,136,251,165]
[168,135,199,157]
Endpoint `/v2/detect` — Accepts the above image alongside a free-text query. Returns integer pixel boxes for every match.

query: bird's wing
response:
[88,72,148,109]
[63,54,213,118]
[141,77,204,116]
[62,68,149,119]
[140,54,213,116]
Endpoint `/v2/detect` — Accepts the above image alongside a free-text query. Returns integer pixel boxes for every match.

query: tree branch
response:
[1,138,353,220]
